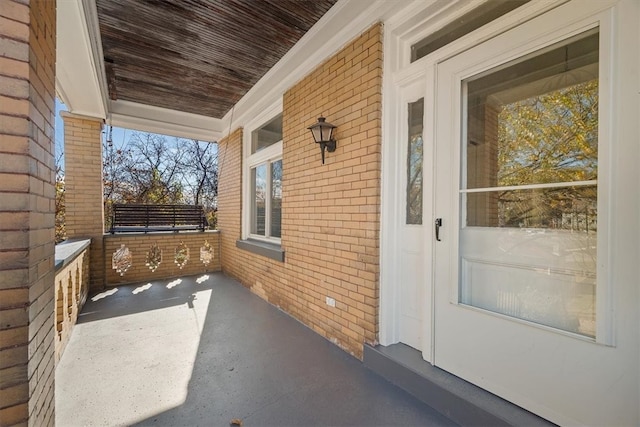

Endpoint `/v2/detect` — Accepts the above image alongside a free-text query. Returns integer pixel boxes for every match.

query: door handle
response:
[435,218,443,241]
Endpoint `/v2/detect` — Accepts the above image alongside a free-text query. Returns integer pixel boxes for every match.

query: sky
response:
[55,99,129,170]
[54,98,216,172]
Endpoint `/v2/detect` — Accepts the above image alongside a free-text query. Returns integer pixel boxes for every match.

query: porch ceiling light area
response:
[96,0,338,118]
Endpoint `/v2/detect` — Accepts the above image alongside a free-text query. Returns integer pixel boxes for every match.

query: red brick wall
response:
[218,24,383,358]
[0,0,57,425]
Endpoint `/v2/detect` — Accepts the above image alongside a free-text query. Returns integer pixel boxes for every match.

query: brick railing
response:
[54,239,91,364]
[53,232,221,361]
[104,230,221,286]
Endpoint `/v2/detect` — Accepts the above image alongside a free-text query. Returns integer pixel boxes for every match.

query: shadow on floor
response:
[57,272,456,427]
[77,272,217,324]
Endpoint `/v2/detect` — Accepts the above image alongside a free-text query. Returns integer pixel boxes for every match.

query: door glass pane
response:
[465,32,599,190]
[459,30,599,338]
[251,164,267,235]
[271,160,282,238]
[406,98,424,224]
[467,186,597,229]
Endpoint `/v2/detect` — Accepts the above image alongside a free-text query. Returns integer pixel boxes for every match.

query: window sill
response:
[236,239,285,262]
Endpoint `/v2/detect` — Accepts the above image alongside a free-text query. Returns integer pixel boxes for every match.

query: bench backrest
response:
[111,204,206,232]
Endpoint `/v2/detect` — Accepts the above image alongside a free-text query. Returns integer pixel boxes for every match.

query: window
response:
[251,114,282,154]
[250,159,282,238]
[410,0,530,63]
[245,113,283,242]
[406,98,424,224]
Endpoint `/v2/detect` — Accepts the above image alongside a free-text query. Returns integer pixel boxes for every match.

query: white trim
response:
[246,152,283,244]
[595,5,614,343]
[219,0,400,134]
[110,100,223,141]
[379,75,427,348]
[392,0,568,84]
[55,81,73,112]
[82,0,110,118]
[242,100,284,241]
[246,142,283,169]
[242,99,284,146]
[380,0,617,358]
[398,0,569,69]
[379,17,404,346]
[423,60,437,362]
[461,180,598,193]
[56,0,107,119]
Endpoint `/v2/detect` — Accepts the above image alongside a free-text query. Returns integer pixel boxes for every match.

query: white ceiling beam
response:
[109,100,224,142]
[56,0,107,119]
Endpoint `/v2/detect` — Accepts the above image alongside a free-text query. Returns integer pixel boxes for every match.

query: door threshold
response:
[363,343,555,427]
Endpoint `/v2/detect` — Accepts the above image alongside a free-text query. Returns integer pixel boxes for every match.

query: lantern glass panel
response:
[311,126,322,143]
[322,125,333,142]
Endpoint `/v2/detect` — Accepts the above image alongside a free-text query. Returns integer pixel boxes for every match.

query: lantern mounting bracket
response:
[319,140,336,164]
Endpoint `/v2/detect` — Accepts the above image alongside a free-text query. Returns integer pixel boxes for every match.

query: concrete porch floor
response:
[55,272,456,426]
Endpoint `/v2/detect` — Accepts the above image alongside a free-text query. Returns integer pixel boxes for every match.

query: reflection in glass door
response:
[459,30,599,337]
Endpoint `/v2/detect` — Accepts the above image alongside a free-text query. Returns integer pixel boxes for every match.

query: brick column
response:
[61,112,105,290]
[0,0,57,425]
[217,128,243,277]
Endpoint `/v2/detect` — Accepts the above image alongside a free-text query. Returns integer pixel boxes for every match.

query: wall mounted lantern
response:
[307,117,337,164]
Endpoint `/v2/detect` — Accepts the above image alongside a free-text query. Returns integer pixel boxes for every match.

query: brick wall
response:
[217,128,243,277]
[218,24,383,358]
[62,112,105,290]
[104,231,221,285]
[0,0,57,425]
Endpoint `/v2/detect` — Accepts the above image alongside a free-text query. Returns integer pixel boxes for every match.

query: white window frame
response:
[242,99,283,243]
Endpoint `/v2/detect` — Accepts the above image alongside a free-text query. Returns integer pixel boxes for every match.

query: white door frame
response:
[380,0,570,353]
[380,0,638,424]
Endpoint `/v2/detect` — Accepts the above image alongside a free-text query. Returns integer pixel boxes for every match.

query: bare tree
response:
[180,139,218,207]
[55,150,66,243]
[102,131,218,229]
[123,132,186,204]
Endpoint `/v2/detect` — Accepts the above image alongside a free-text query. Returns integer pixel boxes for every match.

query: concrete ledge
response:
[363,343,555,427]
[55,239,92,271]
[236,239,285,262]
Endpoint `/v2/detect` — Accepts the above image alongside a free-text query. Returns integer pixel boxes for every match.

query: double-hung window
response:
[245,113,282,242]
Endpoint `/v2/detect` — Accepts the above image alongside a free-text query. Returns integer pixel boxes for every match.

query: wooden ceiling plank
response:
[96,0,338,119]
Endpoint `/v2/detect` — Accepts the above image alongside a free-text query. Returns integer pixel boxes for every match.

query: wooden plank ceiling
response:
[96,0,338,118]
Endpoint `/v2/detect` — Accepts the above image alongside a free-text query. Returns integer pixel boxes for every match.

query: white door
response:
[398,81,427,351]
[432,4,635,426]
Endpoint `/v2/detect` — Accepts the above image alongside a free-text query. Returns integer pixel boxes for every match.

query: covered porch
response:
[55,272,454,427]
[1,0,637,425]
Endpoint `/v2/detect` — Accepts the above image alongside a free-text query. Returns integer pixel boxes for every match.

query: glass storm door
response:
[432,8,624,425]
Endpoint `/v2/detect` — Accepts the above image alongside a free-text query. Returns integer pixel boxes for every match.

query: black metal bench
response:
[110,204,207,234]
